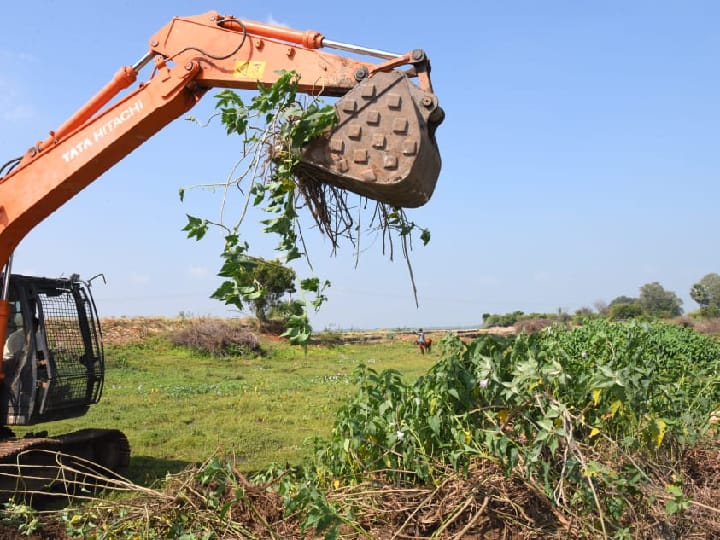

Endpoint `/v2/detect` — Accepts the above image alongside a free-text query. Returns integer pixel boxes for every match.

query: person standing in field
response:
[417,328,426,354]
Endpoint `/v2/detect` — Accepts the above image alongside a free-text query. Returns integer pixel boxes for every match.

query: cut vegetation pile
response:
[167,318,262,357]
[1,319,719,538]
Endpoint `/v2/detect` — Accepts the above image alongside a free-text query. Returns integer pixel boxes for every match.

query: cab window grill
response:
[37,288,103,414]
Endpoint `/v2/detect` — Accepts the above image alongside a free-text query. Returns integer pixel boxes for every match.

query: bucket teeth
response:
[299,71,443,208]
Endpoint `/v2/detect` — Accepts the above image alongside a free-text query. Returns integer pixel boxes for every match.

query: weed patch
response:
[167,317,262,357]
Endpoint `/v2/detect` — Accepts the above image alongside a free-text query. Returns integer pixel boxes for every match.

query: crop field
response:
[2,317,720,539]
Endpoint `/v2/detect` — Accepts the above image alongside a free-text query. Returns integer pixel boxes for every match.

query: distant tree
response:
[573,306,599,323]
[608,302,643,321]
[212,256,296,321]
[690,283,710,307]
[690,273,720,316]
[250,259,297,321]
[638,282,683,318]
[609,295,638,307]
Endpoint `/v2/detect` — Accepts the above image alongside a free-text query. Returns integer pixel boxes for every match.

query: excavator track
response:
[0,429,130,498]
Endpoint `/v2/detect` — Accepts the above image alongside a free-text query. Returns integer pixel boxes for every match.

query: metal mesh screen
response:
[37,288,103,414]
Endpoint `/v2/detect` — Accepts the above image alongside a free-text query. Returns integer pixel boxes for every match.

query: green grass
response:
[14,335,436,486]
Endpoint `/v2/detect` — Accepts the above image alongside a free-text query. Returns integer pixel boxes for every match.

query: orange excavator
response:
[0,11,442,489]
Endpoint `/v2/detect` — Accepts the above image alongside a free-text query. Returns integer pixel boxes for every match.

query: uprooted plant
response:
[181,71,431,347]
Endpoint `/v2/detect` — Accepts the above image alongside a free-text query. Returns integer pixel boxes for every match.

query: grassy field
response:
[14,333,436,485]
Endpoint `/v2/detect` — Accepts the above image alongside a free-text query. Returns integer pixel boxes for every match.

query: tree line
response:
[596,272,720,320]
[482,273,720,328]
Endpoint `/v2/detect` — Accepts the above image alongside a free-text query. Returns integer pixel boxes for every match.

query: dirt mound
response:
[100,316,260,346]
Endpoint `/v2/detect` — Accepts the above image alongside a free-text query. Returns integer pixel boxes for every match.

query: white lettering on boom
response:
[61,100,144,163]
[92,100,144,142]
[60,138,93,163]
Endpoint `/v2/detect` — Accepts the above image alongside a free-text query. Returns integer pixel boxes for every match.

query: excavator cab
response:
[1,274,104,427]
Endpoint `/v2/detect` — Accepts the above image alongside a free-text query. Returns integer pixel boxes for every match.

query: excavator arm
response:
[0,10,443,355]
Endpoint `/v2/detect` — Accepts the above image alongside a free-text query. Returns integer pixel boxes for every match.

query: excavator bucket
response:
[299,71,444,208]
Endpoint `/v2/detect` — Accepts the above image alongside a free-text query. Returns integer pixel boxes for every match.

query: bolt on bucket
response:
[298,71,443,208]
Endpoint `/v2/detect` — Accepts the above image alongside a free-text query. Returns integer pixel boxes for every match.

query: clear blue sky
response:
[2,1,718,330]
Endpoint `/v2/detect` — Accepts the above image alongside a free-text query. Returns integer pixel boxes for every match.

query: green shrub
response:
[308,319,720,532]
[484,311,570,331]
[608,302,643,320]
[483,310,525,328]
[699,305,720,318]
